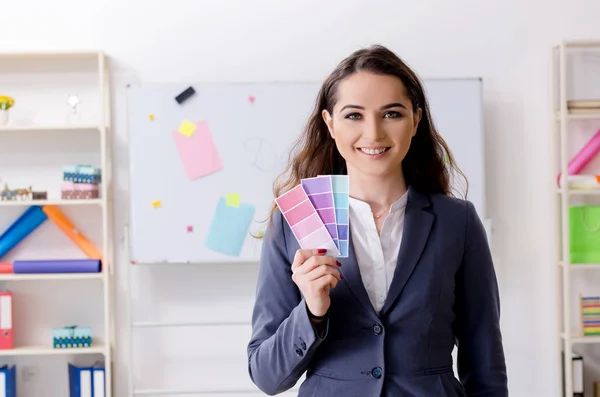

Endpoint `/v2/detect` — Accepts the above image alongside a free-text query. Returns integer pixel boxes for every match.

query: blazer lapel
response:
[338,233,378,318]
[380,187,434,316]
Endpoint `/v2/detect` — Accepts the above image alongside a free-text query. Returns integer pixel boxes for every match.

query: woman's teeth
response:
[359,148,387,155]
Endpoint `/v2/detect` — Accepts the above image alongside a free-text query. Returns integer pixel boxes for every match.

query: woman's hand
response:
[291,248,342,318]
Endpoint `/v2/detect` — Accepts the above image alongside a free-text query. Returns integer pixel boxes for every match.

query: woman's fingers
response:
[293,255,339,275]
[291,248,326,271]
[306,262,341,282]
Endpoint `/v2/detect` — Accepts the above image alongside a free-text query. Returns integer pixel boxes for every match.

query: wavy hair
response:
[264,45,467,229]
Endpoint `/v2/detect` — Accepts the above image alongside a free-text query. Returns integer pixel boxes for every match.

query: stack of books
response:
[581,295,600,336]
[568,100,600,115]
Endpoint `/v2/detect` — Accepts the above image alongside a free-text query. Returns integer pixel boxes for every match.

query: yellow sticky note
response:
[149,113,155,121]
[178,120,196,137]
[152,200,161,208]
[226,193,241,208]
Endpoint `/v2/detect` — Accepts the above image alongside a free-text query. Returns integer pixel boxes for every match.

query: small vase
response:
[0,110,8,126]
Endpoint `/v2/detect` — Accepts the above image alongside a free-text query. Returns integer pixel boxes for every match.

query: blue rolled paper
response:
[0,206,47,260]
[13,259,102,273]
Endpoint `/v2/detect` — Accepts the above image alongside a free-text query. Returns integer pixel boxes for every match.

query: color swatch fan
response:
[275,175,349,258]
[275,185,339,257]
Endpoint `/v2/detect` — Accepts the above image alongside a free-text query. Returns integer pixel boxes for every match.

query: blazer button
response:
[371,367,382,379]
[295,348,303,357]
[373,324,382,335]
[301,341,307,350]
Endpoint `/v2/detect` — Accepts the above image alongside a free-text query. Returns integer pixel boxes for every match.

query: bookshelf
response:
[553,40,600,397]
[0,51,113,396]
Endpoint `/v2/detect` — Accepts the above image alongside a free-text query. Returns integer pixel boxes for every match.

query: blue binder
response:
[0,365,16,397]
[69,363,105,397]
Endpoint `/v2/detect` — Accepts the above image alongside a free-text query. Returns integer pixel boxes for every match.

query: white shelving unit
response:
[553,40,600,397]
[0,51,114,396]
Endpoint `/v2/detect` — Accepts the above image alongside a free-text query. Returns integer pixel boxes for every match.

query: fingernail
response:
[336,261,342,267]
[317,249,327,254]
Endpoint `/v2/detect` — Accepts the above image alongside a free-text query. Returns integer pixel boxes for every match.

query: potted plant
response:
[0,96,15,126]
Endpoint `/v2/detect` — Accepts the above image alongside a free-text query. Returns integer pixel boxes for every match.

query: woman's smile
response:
[356,146,392,158]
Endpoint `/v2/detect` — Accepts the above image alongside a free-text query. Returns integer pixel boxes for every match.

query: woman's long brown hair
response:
[264,45,467,229]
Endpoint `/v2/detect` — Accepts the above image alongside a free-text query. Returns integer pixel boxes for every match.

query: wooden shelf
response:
[557,189,600,196]
[559,262,600,270]
[0,273,104,281]
[561,332,600,345]
[0,199,103,207]
[555,112,600,121]
[0,125,101,133]
[0,345,105,356]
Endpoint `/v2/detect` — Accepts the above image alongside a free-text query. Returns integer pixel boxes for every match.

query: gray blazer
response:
[247,186,507,396]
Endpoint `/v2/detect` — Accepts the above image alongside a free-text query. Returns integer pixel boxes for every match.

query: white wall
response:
[3,0,600,396]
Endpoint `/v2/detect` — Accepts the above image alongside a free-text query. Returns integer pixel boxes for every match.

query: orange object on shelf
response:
[41,205,103,261]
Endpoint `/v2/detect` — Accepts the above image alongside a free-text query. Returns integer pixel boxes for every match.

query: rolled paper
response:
[41,205,103,260]
[0,206,47,260]
[13,259,101,274]
[0,263,13,274]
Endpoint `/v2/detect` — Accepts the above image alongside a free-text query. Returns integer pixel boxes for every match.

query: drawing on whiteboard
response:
[243,137,287,173]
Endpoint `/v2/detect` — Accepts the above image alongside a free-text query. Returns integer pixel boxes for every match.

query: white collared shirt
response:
[348,193,408,313]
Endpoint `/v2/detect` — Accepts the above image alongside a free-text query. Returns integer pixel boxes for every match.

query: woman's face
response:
[323,71,421,180]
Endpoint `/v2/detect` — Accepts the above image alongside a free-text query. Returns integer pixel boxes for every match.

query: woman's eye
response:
[383,111,402,118]
[345,113,362,120]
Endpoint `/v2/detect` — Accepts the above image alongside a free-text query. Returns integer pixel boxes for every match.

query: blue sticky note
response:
[205,197,255,256]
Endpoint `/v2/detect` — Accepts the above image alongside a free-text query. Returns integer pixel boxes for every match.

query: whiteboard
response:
[126,79,485,263]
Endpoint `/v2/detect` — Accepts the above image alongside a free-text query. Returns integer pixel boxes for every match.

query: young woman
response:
[247,45,507,397]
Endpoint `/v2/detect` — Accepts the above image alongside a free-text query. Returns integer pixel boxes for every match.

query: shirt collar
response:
[349,191,408,216]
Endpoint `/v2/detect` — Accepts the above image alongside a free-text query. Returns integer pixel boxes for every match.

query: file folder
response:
[0,293,13,350]
[0,365,16,397]
[69,363,105,397]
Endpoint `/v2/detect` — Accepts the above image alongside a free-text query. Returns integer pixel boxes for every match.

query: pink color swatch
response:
[275,185,340,256]
[172,120,223,180]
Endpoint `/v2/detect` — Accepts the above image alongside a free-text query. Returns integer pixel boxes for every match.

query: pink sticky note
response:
[171,120,223,180]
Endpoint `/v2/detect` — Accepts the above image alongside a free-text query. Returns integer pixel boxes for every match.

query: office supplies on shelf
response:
[0,293,13,350]
[42,205,103,260]
[54,326,92,348]
[0,365,16,397]
[0,264,11,274]
[558,129,600,184]
[61,182,100,200]
[568,99,600,114]
[569,205,600,263]
[63,165,101,184]
[69,363,105,397]
[581,295,600,336]
[565,174,600,189]
[0,206,47,259]
[13,259,101,274]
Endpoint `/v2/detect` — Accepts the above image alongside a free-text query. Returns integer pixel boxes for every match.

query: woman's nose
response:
[362,117,384,140]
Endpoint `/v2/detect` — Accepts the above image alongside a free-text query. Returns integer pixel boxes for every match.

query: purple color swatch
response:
[301,176,339,248]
